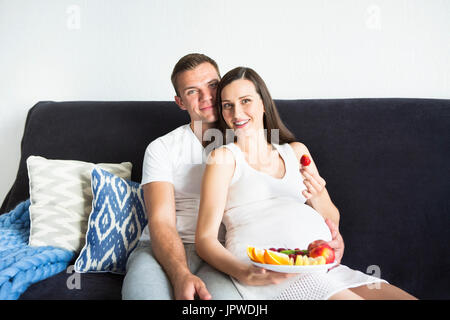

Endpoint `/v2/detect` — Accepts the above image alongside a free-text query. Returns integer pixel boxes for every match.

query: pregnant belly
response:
[224,198,332,260]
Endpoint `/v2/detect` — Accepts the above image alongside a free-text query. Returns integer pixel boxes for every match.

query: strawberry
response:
[300,154,311,166]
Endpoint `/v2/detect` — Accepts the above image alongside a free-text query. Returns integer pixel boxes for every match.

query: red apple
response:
[307,240,327,252]
[300,154,311,166]
[308,243,335,264]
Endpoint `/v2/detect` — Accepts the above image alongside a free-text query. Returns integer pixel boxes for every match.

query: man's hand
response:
[173,272,212,300]
[325,218,344,265]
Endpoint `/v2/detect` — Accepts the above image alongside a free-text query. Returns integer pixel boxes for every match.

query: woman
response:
[195,67,416,300]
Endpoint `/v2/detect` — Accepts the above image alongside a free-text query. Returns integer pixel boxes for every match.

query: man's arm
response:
[143,182,211,300]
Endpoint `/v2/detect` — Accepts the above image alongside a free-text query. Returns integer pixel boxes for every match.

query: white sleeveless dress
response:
[220,142,387,300]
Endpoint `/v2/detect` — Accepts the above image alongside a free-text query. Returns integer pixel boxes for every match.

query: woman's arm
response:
[290,142,345,264]
[289,142,340,227]
[196,148,247,280]
[196,148,294,285]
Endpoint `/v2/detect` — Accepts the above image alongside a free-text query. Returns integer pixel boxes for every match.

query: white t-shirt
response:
[140,124,225,244]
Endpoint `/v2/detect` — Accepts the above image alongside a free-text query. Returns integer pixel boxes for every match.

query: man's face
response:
[174,62,220,124]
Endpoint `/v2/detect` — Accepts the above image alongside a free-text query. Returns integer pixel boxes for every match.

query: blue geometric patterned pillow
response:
[75,167,147,274]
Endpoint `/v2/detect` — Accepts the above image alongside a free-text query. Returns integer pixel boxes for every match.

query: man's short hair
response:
[171,53,220,96]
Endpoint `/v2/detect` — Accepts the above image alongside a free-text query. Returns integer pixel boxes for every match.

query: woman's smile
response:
[233,119,250,129]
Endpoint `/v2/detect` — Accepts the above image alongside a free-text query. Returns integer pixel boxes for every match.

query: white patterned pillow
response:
[75,167,147,274]
[27,156,132,252]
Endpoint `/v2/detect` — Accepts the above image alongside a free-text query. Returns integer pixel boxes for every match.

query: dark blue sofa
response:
[1,99,449,299]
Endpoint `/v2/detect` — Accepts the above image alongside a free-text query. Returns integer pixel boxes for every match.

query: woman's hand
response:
[237,264,297,286]
[300,164,327,201]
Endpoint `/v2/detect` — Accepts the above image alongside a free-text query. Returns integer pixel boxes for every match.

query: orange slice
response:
[263,249,292,265]
[247,246,256,261]
[252,247,265,263]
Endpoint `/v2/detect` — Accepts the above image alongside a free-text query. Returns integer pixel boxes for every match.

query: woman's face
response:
[220,79,265,137]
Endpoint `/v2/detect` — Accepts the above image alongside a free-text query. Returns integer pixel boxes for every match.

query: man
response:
[122,53,345,300]
[122,54,242,300]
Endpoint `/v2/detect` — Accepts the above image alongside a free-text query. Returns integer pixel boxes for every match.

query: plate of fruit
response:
[247,240,336,274]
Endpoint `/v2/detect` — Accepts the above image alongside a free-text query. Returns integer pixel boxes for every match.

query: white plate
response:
[251,261,337,274]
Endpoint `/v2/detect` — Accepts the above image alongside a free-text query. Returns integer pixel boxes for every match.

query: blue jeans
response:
[121,241,242,300]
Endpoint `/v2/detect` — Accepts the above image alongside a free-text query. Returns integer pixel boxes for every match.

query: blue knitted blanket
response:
[0,200,74,300]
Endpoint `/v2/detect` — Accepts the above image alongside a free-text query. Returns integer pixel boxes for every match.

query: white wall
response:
[1,0,449,204]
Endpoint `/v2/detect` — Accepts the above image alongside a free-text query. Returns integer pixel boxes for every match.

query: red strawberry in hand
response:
[300,154,311,166]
